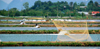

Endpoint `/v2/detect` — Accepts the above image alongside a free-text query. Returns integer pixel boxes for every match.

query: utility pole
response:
[21,6,23,11]
[57,5,58,18]
[21,6,24,18]
[8,7,9,17]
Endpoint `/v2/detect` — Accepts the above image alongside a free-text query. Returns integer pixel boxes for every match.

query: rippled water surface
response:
[0,46,100,49]
[0,27,100,30]
[0,34,100,42]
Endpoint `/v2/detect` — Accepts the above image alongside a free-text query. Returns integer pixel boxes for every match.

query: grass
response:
[1,21,100,24]
[49,16,100,20]
[0,16,100,20]
[0,30,58,34]
[25,21,53,24]
[0,41,100,46]
[0,25,100,27]
[69,30,100,34]
[0,25,35,27]
[0,30,100,34]
[0,17,43,20]
[0,21,20,24]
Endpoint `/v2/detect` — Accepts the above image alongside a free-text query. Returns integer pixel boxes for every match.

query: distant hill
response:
[0,0,8,10]
[6,0,35,11]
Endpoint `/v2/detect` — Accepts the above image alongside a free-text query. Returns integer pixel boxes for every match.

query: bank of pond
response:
[0,30,100,34]
[0,41,100,46]
[0,20,100,24]
[0,25,100,27]
[1,21,100,24]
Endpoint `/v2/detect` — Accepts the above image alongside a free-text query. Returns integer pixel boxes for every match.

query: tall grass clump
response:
[0,30,100,34]
[1,42,100,46]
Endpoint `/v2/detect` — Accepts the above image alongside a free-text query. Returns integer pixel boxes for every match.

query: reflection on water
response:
[0,34,100,42]
[0,46,100,49]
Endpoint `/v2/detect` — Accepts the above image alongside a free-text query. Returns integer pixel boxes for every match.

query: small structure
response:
[20,21,25,25]
[80,6,87,8]
[78,11,89,15]
[35,24,40,28]
[20,18,26,25]
[92,11,100,15]
[98,5,100,7]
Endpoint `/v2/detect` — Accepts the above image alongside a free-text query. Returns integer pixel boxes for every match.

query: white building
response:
[78,12,89,15]
[80,6,87,8]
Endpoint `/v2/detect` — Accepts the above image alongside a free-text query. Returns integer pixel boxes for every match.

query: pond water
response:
[0,27,100,30]
[0,46,100,49]
[0,34,100,42]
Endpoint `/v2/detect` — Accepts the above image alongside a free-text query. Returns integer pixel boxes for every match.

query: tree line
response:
[0,0,100,17]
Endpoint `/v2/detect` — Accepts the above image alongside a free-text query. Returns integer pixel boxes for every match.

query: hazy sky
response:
[1,0,100,4]
[0,0,100,10]
[0,0,91,4]
[1,0,13,4]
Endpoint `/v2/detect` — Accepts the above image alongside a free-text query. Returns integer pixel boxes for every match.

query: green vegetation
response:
[0,0,100,17]
[1,21,100,24]
[0,30,100,34]
[0,16,100,20]
[0,30,58,34]
[69,30,100,34]
[0,17,43,20]
[0,25,100,27]
[25,22,53,24]
[96,13,100,16]
[25,22,100,24]
[0,21,20,24]
[0,25,35,27]
[0,42,100,46]
[0,25,55,27]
